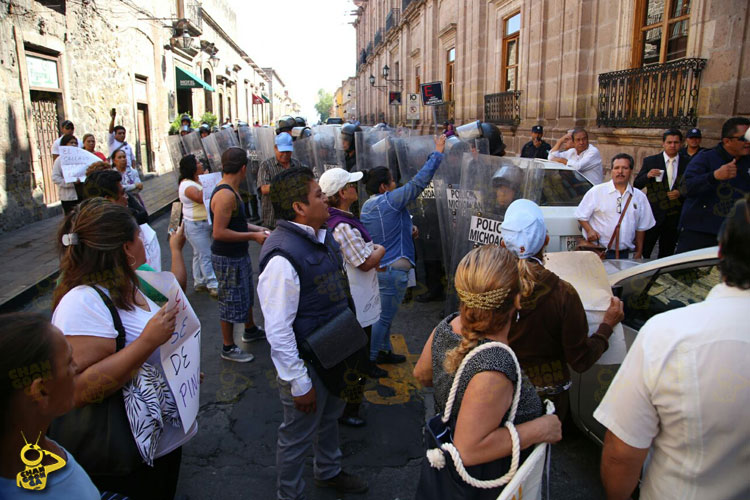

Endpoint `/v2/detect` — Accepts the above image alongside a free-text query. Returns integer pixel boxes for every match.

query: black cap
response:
[531,125,543,134]
[687,128,701,138]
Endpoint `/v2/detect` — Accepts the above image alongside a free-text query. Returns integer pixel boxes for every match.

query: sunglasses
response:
[616,196,623,214]
[730,136,749,142]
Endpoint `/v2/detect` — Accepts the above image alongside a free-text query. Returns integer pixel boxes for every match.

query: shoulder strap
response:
[606,193,633,254]
[441,341,522,425]
[90,286,127,352]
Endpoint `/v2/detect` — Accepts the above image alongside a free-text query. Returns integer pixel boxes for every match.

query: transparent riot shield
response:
[255,127,276,164]
[450,154,544,277]
[167,135,186,171]
[311,126,343,178]
[354,130,391,173]
[292,136,314,169]
[181,131,207,168]
[239,125,259,194]
[201,133,222,172]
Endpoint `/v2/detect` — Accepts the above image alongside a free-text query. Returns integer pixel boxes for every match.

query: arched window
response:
[203,68,213,113]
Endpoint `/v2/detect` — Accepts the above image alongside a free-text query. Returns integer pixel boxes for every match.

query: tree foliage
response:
[314,89,333,122]
[168,112,218,135]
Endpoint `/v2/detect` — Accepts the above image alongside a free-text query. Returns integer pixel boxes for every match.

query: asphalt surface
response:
[17,210,605,500]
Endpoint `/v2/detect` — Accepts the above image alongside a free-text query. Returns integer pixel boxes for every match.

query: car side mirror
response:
[611,285,623,299]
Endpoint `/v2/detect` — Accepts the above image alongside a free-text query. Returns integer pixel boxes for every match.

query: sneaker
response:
[208,288,219,298]
[366,364,389,379]
[220,345,255,363]
[375,350,406,364]
[314,471,368,494]
[194,284,208,293]
[242,326,266,343]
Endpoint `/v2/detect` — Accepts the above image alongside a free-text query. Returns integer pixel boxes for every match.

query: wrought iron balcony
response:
[175,0,202,36]
[484,91,521,126]
[359,49,367,67]
[435,101,455,125]
[374,29,383,49]
[386,9,400,33]
[402,0,414,13]
[366,42,373,59]
[597,58,707,128]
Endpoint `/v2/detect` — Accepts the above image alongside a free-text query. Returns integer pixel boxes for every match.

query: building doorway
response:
[29,90,63,204]
[177,88,193,117]
[136,103,153,172]
[203,68,213,113]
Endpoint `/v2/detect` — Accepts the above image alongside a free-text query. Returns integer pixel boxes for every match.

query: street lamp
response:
[180,29,193,50]
[382,64,389,78]
[369,73,386,92]
[208,50,220,69]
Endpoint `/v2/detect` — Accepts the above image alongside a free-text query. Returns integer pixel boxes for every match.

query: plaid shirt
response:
[257,157,303,227]
[332,221,373,268]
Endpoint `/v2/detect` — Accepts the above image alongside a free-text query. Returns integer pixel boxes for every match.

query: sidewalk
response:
[0,170,178,309]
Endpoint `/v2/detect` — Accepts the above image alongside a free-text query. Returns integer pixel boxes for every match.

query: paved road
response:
[17,210,605,500]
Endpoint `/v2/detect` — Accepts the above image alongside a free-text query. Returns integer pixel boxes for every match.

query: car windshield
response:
[539,169,592,206]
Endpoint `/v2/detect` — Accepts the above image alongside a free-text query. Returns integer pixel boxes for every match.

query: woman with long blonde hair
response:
[413,245,561,499]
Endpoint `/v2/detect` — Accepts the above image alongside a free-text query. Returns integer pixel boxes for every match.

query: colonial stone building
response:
[0,0,298,232]
[353,0,749,168]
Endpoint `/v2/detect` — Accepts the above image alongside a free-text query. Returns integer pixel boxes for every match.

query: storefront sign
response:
[27,55,59,90]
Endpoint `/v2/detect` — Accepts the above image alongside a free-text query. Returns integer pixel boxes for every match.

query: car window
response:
[620,263,720,331]
[539,169,592,206]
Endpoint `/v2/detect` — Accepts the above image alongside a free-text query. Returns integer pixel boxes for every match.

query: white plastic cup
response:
[656,171,664,182]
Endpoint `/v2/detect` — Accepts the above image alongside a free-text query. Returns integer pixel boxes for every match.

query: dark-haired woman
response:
[0,313,99,499]
[179,154,218,296]
[113,149,145,210]
[51,198,196,498]
[51,134,81,215]
[413,246,561,499]
[360,135,445,366]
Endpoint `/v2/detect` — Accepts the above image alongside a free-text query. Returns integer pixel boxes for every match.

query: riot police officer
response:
[340,123,362,172]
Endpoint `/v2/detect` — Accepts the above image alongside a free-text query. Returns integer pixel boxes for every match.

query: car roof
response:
[607,246,720,285]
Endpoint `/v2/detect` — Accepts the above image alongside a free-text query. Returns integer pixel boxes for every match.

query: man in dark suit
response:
[675,117,750,253]
[634,128,689,258]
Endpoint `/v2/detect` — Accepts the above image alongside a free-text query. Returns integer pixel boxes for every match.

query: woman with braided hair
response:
[413,245,561,499]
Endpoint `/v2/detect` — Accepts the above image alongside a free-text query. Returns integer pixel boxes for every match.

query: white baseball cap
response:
[319,168,363,197]
[500,199,547,258]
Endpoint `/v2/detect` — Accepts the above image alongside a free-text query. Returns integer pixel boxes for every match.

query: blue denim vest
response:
[258,220,350,342]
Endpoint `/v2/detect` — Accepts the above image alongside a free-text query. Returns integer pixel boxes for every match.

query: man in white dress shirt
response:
[575,153,655,259]
[548,128,604,184]
[594,195,750,500]
[257,167,368,499]
[107,108,136,168]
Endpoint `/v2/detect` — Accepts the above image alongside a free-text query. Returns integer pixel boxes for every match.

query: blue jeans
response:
[184,219,218,289]
[370,267,410,360]
[604,249,630,259]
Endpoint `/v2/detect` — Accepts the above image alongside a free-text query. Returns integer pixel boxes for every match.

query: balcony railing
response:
[484,91,521,126]
[597,58,707,128]
[374,29,383,49]
[366,42,373,59]
[176,0,202,36]
[402,0,414,13]
[435,100,455,124]
[386,9,400,33]
[358,49,367,71]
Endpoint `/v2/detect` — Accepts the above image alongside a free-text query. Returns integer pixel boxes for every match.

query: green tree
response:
[314,89,333,122]
[168,111,218,135]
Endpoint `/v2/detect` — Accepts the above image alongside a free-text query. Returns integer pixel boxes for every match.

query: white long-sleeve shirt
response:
[257,222,328,397]
[51,157,78,201]
[548,144,604,184]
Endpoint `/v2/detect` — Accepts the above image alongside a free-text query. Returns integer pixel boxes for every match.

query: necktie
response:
[667,158,674,189]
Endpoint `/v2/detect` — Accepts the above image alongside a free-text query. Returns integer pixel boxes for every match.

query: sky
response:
[234,0,357,123]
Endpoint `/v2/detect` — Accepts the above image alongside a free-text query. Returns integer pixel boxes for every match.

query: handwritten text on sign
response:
[136,271,202,432]
[199,172,222,225]
[59,146,102,183]
[468,216,503,245]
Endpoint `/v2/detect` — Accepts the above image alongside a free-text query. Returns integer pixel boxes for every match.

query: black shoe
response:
[366,364,389,378]
[314,471,368,494]
[242,326,266,343]
[375,350,406,364]
[338,415,366,427]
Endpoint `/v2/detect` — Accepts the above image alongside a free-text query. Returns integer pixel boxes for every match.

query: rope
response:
[427,341,524,489]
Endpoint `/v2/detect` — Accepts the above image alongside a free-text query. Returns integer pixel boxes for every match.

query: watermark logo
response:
[16,432,66,491]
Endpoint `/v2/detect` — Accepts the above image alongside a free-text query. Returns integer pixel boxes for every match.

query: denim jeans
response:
[370,267,410,360]
[184,219,218,289]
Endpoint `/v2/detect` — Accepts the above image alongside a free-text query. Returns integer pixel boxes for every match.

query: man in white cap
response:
[319,168,387,426]
[258,131,306,228]
[501,199,624,422]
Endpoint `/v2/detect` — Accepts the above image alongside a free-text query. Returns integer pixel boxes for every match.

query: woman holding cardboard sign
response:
[51,134,81,215]
[49,198,196,498]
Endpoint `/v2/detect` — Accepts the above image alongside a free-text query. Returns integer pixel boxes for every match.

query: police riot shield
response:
[181,131,207,168]
[354,130,390,173]
[311,126,343,178]
[167,135,186,171]
[238,125,259,193]
[254,126,276,163]
[444,154,544,312]
[292,135,314,169]
[201,128,239,172]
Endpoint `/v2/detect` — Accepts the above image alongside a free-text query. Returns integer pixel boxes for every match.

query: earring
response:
[515,311,520,323]
[126,253,136,268]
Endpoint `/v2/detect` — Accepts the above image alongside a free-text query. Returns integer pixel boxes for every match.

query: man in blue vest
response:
[257,167,368,499]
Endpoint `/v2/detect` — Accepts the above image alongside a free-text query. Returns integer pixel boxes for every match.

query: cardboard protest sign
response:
[199,172,222,225]
[59,146,102,183]
[136,271,202,433]
[139,223,161,272]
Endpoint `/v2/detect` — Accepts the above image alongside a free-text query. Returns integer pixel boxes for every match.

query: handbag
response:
[298,306,369,400]
[48,286,143,477]
[416,342,555,499]
[575,193,633,259]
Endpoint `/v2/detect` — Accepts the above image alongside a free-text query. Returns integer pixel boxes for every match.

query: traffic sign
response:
[420,81,444,106]
[389,91,402,106]
[406,93,420,120]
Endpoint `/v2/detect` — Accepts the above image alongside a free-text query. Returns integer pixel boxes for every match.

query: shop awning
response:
[252,93,264,104]
[261,94,270,103]
[176,67,215,91]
